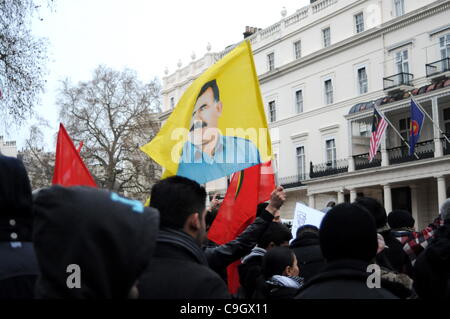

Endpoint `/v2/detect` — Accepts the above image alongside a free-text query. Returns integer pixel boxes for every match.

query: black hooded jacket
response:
[413,220,450,299]
[0,155,39,299]
[33,186,159,299]
[290,232,325,282]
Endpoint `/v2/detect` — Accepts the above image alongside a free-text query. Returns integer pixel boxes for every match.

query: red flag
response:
[52,123,97,187]
[207,161,275,294]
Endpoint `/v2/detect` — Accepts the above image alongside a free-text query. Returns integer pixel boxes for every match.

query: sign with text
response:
[291,202,325,239]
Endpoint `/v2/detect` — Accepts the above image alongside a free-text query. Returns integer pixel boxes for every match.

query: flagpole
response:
[408,92,450,144]
[374,103,420,160]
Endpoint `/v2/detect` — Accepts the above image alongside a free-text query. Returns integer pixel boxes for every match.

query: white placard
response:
[291,202,325,240]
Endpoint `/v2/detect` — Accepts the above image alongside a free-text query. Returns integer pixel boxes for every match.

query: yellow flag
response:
[141,41,272,184]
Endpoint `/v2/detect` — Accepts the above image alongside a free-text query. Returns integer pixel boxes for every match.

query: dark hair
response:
[354,197,387,229]
[256,202,269,218]
[150,176,206,229]
[197,79,220,102]
[326,201,336,208]
[295,224,319,239]
[262,246,295,279]
[257,222,292,249]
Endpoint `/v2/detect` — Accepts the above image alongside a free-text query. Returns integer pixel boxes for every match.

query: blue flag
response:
[409,99,425,156]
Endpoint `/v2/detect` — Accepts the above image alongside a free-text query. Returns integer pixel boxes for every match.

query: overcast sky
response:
[8,0,310,150]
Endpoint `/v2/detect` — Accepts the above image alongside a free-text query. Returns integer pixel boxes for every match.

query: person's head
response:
[354,197,387,229]
[33,186,159,298]
[0,155,33,242]
[190,80,222,147]
[257,222,292,250]
[150,176,207,245]
[295,224,319,240]
[387,209,415,229]
[256,202,281,223]
[326,201,336,208]
[262,246,299,279]
[319,203,378,263]
[440,198,450,221]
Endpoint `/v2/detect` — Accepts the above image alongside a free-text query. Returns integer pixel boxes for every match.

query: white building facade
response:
[0,136,17,158]
[160,0,450,229]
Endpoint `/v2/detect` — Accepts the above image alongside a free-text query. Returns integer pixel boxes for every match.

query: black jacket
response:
[238,247,266,299]
[295,259,398,299]
[0,155,39,299]
[378,229,413,275]
[290,233,325,282]
[413,220,450,300]
[205,209,274,276]
[33,186,159,299]
[138,228,230,299]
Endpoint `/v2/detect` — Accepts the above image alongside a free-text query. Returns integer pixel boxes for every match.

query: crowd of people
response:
[1,154,449,299]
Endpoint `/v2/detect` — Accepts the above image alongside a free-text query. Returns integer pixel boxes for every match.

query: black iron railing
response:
[309,159,348,178]
[387,139,434,164]
[279,174,307,189]
[383,72,414,90]
[353,151,381,170]
[426,58,450,77]
[442,136,450,156]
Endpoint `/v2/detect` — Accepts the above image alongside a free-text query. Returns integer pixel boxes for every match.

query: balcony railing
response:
[442,136,450,156]
[279,174,308,189]
[387,139,435,165]
[353,151,381,170]
[309,159,348,178]
[426,58,450,77]
[383,72,414,90]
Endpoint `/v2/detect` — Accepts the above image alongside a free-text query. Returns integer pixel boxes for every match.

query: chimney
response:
[243,26,260,39]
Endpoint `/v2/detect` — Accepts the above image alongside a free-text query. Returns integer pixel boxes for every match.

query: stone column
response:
[381,126,389,166]
[349,188,357,203]
[437,176,447,208]
[308,193,316,209]
[337,188,345,204]
[410,185,419,228]
[383,184,392,214]
[432,97,443,157]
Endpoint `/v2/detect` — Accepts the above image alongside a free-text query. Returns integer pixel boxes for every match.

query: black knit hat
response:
[354,197,387,229]
[0,155,33,242]
[388,210,415,229]
[319,203,378,262]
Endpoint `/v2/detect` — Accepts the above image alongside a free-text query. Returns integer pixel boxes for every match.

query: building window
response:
[354,12,364,33]
[269,101,276,122]
[395,49,409,74]
[170,97,175,108]
[296,146,306,180]
[294,40,302,60]
[399,117,411,142]
[295,89,303,114]
[324,79,333,105]
[440,34,450,59]
[394,0,405,17]
[322,27,331,48]
[325,139,336,167]
[357,67,368,94]
[267,53,275,71]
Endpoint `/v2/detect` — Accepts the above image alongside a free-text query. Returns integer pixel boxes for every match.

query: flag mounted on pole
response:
[52,123,97,187]
[369,107,388,162]
[140,41,272,185]
[207,161,275,295]
[409,99,425,156]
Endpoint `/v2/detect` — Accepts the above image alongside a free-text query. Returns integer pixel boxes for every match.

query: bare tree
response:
[0,0,51,123]
[19,121,55,190]
[57,65,161,200]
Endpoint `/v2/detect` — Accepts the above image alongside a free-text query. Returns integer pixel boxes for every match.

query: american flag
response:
[369,107,388,162]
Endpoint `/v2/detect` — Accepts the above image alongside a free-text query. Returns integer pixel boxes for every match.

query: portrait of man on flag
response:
[177,79,261,183]
[141,41,272,185]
